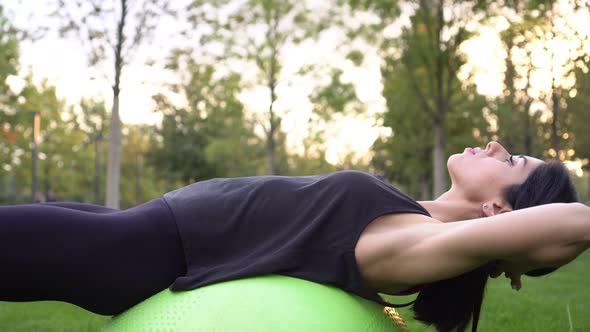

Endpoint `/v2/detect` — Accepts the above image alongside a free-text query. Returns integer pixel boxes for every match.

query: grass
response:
[395,251,590,331]
[0,301,108,331]
[0,251,588,331]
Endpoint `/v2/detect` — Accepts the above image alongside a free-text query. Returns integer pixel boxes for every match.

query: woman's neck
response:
[418,189,484,222]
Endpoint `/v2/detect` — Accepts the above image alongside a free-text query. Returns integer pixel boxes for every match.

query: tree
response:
[79,98,108,204]
[570,63,590,201]
[184,0,327,175]
[534,0,589,160]
[345,0,494,197]
[0,5,19,99]
[489,0,589,159]
[51,0,171,208]
[147,62,265,184]
[495,17,545,156]
[372,63,434,199]
[305,68,369,172]
[373,45,488,199]
[463,1,555,157]
[120,124,165,208]
[0,7,23,188]
[3,77,104,203]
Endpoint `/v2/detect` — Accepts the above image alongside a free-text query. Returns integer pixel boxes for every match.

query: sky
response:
[4,0,589,168]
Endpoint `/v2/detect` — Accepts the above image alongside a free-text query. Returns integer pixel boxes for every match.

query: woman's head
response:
[502,161,578,278]
[447,141,545,209]
[503,161,579,209]
[413,144,579,332]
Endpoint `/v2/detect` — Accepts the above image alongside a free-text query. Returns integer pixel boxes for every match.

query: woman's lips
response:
[464,147,481,155]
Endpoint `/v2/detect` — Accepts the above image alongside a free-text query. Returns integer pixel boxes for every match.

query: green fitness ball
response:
[105,275,405,332]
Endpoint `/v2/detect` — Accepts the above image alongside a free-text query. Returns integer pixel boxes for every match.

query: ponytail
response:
[412,263,493,332]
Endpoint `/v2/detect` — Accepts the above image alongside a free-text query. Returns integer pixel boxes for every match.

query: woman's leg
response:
[0,198,186,315]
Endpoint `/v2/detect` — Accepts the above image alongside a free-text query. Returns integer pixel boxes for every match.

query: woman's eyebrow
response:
[518,155,528,166]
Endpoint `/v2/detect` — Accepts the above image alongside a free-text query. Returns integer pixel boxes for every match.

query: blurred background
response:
[0,0,589,209]
[1,2,590,331]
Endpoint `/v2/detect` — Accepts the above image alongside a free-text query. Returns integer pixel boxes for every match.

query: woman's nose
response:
[486,141,509,158]
[485,141,496,154]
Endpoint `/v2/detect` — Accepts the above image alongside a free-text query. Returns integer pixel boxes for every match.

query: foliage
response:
[147,63,265,184]
[119,124,166,208]
[345,0,489,197]
[373,51,488,199]
[0,6,19,97]
[184,0,329,175]
[570,63,590,197]
[0,76,99,203]
[0,6,23,174]
[77,98,108,204]
[0,0,589,204]
[490,0,589,159]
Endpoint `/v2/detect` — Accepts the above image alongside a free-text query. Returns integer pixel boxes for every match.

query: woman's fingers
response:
[509,274,522,291]
[491,261,522,290]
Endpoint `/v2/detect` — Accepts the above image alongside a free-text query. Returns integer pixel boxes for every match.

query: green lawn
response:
[395,251,590,331]
[0,251,588,331]
[0,301,108,331]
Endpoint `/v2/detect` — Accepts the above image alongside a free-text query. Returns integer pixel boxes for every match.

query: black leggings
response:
[0,198,186,315]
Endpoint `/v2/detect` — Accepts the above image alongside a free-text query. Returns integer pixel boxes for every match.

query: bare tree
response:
[51,0,171,207]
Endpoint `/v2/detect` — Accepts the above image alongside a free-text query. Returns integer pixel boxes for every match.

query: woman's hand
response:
[504,271,522,290]
[489,262,523,291]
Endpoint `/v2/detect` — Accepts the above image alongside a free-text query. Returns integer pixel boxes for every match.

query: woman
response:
[0,141,587,332]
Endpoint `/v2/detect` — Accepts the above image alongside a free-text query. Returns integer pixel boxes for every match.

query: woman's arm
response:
[387,202,590,285]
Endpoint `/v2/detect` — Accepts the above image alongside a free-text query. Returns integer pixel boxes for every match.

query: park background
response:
[0,0,589,330]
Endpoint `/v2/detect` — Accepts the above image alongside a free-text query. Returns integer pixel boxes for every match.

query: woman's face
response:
[447,141,545,202]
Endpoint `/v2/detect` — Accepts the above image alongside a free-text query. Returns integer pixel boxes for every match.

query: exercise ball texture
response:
[105,275,405,332]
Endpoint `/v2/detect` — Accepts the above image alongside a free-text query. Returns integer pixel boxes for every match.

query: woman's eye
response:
[505,155,514,166]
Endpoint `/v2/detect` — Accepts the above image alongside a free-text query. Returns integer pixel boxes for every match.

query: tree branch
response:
[402,55,435,116]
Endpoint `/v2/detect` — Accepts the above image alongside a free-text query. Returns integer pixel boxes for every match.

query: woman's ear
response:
[483,198,512,217]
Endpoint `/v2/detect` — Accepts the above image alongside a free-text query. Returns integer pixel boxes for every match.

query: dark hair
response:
[412,162,578,332]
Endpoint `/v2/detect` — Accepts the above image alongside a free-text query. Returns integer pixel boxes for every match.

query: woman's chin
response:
[446,153,468,183]
[447,153,462,168]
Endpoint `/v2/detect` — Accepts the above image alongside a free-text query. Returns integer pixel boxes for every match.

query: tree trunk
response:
[551,90,560,160]
[433,117,446,198]
[504,32,516,150]
[105,0,126,209]
[43,158,50,199]
[265,9,280,175]
[523,101,533,156]
[420,173,431,201]
[432,0,447,198]
[266,131,276,175]
[135,154,142,205]
[266,87,276,175]
[106,93,122,208]
[94,134,102,205]
[266,84,277,175]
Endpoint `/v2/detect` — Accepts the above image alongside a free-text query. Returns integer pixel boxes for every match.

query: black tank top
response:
[163,170,430,306]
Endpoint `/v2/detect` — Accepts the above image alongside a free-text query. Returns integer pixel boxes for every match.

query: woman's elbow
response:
[570,202,590,220]
[567,202,590,245]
